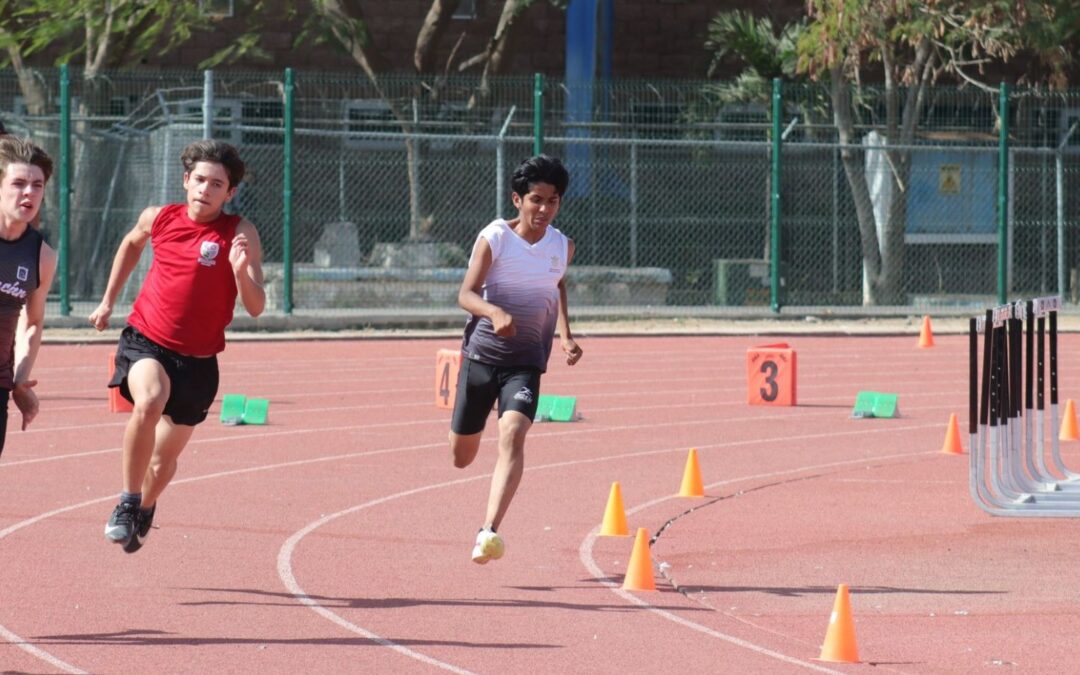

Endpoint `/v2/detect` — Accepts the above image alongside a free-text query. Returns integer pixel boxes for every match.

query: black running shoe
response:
[123,504,156,554]
[104,502,139,546]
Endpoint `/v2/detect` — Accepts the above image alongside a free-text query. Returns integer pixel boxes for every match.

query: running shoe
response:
[104,502,139,546]
[471,528,505,564]
[123,504,156,554]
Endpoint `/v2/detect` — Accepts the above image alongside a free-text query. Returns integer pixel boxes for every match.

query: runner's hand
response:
[88,302,112,331]
[230,233,251,275]
[12,380,38,430]
[562,338,582,366]
[491,309,516,337]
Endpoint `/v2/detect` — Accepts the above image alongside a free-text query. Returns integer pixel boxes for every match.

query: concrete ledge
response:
[260,263,673,310]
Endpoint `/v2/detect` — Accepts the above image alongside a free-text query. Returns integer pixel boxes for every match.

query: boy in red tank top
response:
[89,140,265,553]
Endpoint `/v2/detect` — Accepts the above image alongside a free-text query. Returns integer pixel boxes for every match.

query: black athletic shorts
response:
[109,325,219,426]
[450,359,542,435]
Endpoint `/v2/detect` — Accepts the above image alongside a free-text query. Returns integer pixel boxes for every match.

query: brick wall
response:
[35,0,806,79]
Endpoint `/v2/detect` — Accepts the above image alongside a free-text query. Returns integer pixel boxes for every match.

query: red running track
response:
[3,334,1080,674]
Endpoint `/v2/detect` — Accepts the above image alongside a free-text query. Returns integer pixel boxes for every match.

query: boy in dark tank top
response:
[0,136,58,455]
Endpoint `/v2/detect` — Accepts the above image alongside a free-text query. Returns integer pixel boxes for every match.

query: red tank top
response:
[128,204,241,355]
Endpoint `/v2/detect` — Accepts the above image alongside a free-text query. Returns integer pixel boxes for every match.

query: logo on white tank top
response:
[198,241,220,267]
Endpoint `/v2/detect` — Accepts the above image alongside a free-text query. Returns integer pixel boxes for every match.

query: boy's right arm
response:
[458,237,515,337]
[88,206,160,331]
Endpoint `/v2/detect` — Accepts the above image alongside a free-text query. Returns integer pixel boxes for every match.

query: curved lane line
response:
[576,449,941,674]
[278,426,941,674]
[2,421,940,672]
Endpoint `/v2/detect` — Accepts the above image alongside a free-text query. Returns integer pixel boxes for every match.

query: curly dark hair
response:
[511,154,570,197]
[180,139,245,188]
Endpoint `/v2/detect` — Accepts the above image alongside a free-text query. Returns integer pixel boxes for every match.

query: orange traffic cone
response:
[621,528,657,591]
[941,413,963,455]
[918,315,935,348]
[678,448,705,498]
[1060,399,1080,441]
[600,482,629,536]
[817,584,859,663]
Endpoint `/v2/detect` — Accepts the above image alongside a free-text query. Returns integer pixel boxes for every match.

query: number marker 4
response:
[435,349,462,409]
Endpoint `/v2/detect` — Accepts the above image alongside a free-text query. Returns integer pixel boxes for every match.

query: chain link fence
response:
[0,68,1077,319]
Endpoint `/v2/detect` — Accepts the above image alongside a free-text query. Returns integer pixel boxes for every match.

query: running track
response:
[3,334,1080,674]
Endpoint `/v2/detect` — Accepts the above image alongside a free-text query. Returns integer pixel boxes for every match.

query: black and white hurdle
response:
[969,296,1080,516]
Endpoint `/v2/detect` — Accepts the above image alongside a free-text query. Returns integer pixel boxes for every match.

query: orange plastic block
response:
[746,343,796,406]
[107,355,134,413]
[435,349,462,409]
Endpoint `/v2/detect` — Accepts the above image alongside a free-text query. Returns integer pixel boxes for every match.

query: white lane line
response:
[577,447,940,673]
[1,417,941,673]
[276,425,940,674]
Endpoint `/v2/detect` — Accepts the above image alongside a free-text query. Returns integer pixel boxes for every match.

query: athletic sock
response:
[120,491,142,508]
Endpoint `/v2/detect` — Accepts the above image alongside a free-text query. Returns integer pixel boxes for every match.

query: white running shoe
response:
[471,528,505,564]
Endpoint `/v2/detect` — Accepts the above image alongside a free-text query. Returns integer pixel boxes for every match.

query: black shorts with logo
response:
[450,359,542,435]
[109,325,220,426]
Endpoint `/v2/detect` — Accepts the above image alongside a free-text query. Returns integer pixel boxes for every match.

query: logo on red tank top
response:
[198,241,221,267]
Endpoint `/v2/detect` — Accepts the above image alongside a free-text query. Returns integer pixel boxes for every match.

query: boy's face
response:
[183,161,236,222]
[0,162,46,226]
[512,181,561,232]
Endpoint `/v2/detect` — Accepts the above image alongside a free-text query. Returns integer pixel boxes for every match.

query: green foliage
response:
[705,10,801,81]
[692,10,820,138]
[8,0,211,66]
[797,0,1080,88]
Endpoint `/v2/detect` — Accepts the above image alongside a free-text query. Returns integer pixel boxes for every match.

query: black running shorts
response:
[450,359,542,435]
[109,326,220,426]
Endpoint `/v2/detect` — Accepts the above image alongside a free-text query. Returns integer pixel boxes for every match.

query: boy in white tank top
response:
[449,155,583,564]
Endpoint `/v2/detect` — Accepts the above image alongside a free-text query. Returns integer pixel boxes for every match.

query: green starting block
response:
[535,395,577,422]
[242,398,270,425]
[220,394,270,425]
[852,391,900,419]
[220,394,247,425]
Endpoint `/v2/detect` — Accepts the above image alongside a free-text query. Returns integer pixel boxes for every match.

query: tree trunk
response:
[414,0,462,74]
[830,69,884,304]
[467,0,523,109]
[3,45,48,116]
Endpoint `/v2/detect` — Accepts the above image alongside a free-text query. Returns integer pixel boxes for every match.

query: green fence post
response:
[770,77,782,313]
[58,64,71,317]
[997,82,1009,305]
[283,68,294,315]
[533,73,544,155]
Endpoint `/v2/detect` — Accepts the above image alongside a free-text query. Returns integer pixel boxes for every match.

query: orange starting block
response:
[435,349,462,409]
[746,342,796,406]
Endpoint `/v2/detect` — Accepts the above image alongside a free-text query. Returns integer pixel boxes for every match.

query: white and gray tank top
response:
[461,219,569,372]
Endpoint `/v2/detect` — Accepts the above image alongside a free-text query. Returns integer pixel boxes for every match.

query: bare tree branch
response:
[414,0,462,74]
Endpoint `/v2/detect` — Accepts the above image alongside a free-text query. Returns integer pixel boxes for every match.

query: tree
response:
[305,0,567,243]
[699,10,811,261]
[796,0,1079,305]
[1,1,236,115]
[0,1,262,294]
[794,0,1036,304]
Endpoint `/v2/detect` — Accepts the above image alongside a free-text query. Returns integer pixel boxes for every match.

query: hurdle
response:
[969,296,1080,516]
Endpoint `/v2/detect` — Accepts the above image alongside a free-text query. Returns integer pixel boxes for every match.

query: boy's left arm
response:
[556,239,583,366]
[13,242,58,430]
[231,220,266,317]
